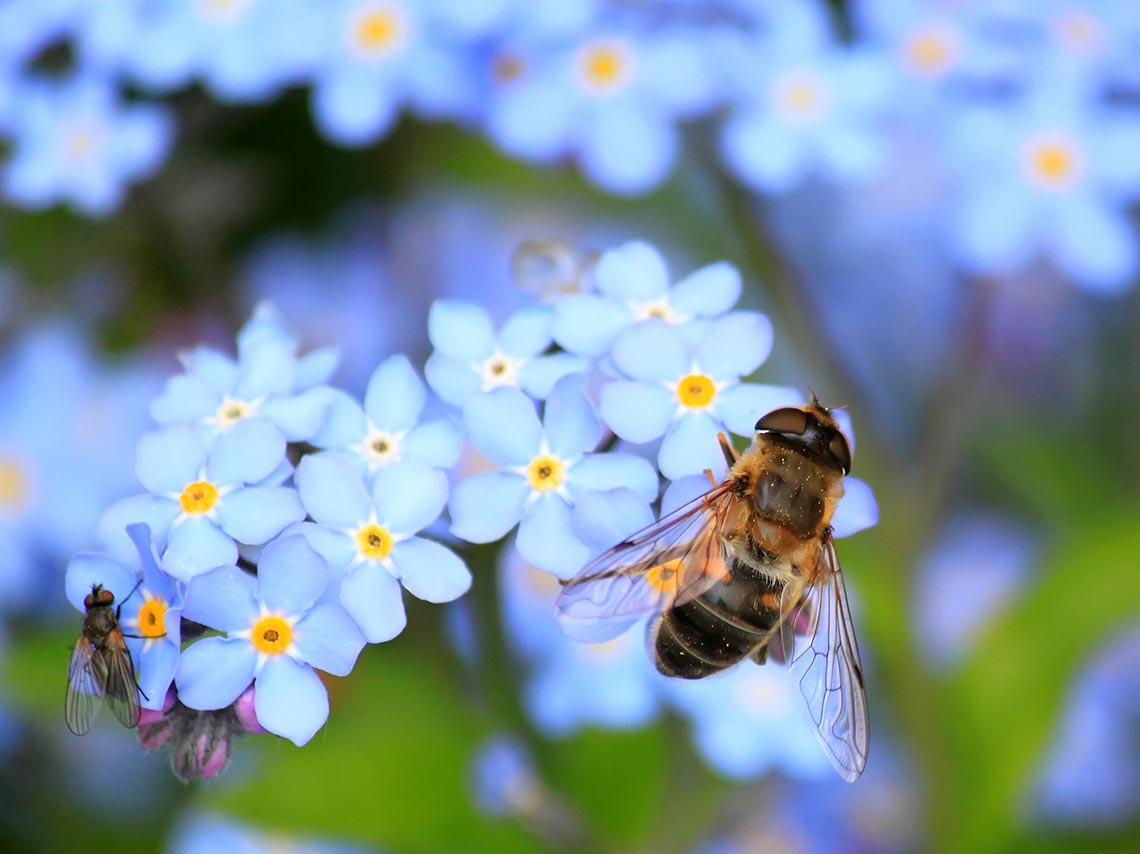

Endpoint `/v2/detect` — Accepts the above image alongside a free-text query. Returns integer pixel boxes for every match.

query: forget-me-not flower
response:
[176,535,366,746]
[295,453,471,643]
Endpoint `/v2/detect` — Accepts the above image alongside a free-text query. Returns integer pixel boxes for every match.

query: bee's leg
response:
[749,644,769,666]
[115,577,145,620]
[717,432,738,468]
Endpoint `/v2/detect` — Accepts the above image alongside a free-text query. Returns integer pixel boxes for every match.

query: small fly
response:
[65,582,144,735]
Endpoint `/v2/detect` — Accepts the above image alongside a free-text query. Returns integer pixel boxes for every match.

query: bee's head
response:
[754,401,852,474]
[83,584,115,610]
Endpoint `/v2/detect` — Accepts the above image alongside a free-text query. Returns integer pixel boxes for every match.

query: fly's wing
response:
[779,533,869,782]
[98,631,142,729]
[556,480,738,643]
[65,638,107,736]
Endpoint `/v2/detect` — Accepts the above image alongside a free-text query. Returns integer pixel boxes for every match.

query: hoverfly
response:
[66,581,143,736]
[557,397,869,781]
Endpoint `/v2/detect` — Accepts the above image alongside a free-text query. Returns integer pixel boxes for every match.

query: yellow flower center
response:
[578,40,632,93]
[526,454,565,492]
[676,373,716,408]
[585,638,623,659]
[0,457,29,513]
[1024,135,1082,189]
[356,523,394,560]
[136,598,168,639]
[351,4,404,56]
[67,129,97,161]
[251,615,293,656]
[775,73,825,119]
[199,0,247,21]
[215,398,253,430]
[903,28,957,75]
[179,480,219,514]
[646,558,683,593]
[1055,10,1101,52]
[493,52,526,84]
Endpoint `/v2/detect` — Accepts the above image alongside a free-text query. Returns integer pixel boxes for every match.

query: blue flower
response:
[470,734,542,817]
[168,810,374,854]
[313,354,463,476]
[1,74,173,215]
[449,377,658,577]
[551,241,742,357]
[176,535,366,746]
[151,302,339,443]
[425,300,588,406]
[133,420,305,581]
[597,316,801,480]
[295,453,471,643]
[946,95,1140,292]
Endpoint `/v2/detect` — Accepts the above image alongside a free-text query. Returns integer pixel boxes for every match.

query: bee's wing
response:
[65,638,106,736]
[779,533,869,782]
[99,631,142,729]
[556,481,738,642]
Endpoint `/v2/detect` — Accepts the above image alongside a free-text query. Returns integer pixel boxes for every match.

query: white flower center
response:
[477,349,523,391]
[772,70,829,124]
[629,298,685,324]
[361,428,402,468]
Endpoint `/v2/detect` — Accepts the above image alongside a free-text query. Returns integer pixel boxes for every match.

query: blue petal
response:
[136,424,207,495]
[832,477,879,538]
[463,387,542,466]
[295,453,371,528]
[64,552,138,614]
[207,417,286,486]
[715,383,804,436]
[257,534,329,615]
[281,521,356,581]
[233,338,296,400]
[499,307,553,358]
[662,475,716,516]
[598,381,675,443]
[720,110,803,193]
[696,312,773,379]
[96,495,179,566]
[517,494,592,579]
[125,522,179,610]
[181,564,258,631]
[175,636,257,711]
[519,353,590,400]
[551,294,632,357]
[593,240,671,301]
[671,261,741,318]
[254,657,328,746]
[579,106,678,195]
[292,603,365,676]
[391,537,472,603]
[340,563,407,643]
[428,300,495,361]
[658,412,725,481]
[260,386,338,442]
[178,346,237,394]
[310,390,367,449]
[404,419,464,469]
[543,374,602,458]
[571,488,656,551]
[295,345,340,389]
[216,486,305,545]
[312,72,397,147]
[424,352,482,407]
[611,320,687,382]
[150,375,219,423]
[567,453,659,503]
[136,641,180,711]
[372,461,448,536]
[950,185,1035,273]
[364,354,426,432]
[1051,199,1138,292]
[449,471,530,543]
[163,517,239,583]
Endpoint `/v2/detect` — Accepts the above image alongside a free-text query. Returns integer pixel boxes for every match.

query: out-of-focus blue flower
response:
[597,316,801,480]
[470,734,541,817]
[1,74,173,215]
[313,354,463,477]
[0,0,79,71]
[151,302,339,444]
[1034,625,1140,826]
[132,420,305,581]
[295,453,471,642]
[484,21,720,194]
[947,95,1140,292]
[551,240,742,357]
[166,809,376,854]
[425,301,587,406]
[176,535,366,746]
[449,377,658,577]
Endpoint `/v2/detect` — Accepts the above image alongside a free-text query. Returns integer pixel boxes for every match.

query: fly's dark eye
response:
[755,407,809,435]
[829,433,852,474]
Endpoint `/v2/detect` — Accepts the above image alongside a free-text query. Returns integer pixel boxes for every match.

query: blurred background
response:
[1,0,1138,852]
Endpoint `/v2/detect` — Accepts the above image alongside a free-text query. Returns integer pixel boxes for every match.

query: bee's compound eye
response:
[829,433,852,474]
[755,407,809,435]
[96,589,115,606]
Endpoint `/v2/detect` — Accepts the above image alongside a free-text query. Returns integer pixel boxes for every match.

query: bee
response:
[66,582,143,736]
[557,397,869,781]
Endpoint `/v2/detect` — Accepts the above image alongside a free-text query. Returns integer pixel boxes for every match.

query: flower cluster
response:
[64,237,878,780]
[3,1,1139,289]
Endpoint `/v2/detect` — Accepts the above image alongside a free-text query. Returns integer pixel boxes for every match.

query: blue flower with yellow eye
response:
[449,376,658,578]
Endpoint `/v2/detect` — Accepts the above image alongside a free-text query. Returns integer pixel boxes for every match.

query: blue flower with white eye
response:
[449,376,658,578]
[312,354,463,477]
[65,523,183,711]
[295,454,471,643]
[132,420,305,582]
[946,95,1140,292]
[151,302,339,444]
[175,535,366,747]
[425,301,588,407]
[1,74,173,216]
[168,810,374,854]
[551,241,742,358]
[597,315,802,480]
